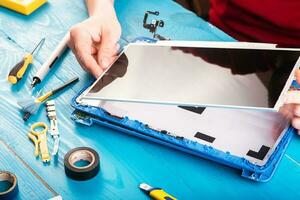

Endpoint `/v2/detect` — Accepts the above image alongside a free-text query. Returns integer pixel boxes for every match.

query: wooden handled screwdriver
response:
[7,38,45,84]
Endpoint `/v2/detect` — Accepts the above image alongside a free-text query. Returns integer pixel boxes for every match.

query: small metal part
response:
[139,183,153,192]
[143,11,170,40]
[48,195,63,200]
[23,112,31,121]
[45,100,60,156]
[31,77,40,88]
[154,33,170,41]
[139,183,177,200]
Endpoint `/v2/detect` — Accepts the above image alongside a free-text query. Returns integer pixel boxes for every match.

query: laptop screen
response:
[83,42,300,111]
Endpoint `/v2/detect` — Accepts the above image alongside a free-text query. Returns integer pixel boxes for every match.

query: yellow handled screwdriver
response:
[18,76,79,121]
[8,38,45,84]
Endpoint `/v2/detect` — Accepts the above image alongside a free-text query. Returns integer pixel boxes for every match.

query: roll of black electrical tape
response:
[64,147,100,181]
[0,171,18,200]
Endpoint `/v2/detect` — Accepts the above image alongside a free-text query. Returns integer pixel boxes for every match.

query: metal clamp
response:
[46,100,60,155]
[143,11,170,40]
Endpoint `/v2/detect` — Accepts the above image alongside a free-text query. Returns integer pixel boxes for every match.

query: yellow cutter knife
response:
[139,183,177,200]
[0,0,47,15]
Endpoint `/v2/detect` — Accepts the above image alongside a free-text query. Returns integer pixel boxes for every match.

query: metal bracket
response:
[46,100,60,156]
[143,11,170,40]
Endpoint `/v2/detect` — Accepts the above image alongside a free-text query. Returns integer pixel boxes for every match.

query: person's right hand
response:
[68,6,121,78]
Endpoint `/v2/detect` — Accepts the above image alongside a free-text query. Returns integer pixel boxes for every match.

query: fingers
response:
[295,69,300,84]
[292,117,300,132]
[284,91,300,104]
[114,43,121,54]
[284,69,300,134]
[69,17,121,78]
[91,45,98,55]
[285,99,300,135]
[98,24,121,69]
[70,27,103,78]
[290,106,300,135]
[278,104,294,120]
[293,104,300,117]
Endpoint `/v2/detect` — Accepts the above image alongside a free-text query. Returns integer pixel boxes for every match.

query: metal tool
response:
[139,183,177,200]
[0,171,18,199]
[19,76,79,121]
[48,195,63,200]
[45,100,60,155]
[0,0,47,15]
[143,11,169,40]
[7,38,45,84]
[28,122,50,163]
[31,32,70,88]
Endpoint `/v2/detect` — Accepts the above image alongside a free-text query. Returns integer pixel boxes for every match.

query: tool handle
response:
[35,77,79,103]
[52,77,79,95]
[34,33,70,82]
[8,54,33,84]
[36,91,53,103]
[30,122,50,162]
[28,133,39,157]
[149,189,177,200]
[39,133,51,162]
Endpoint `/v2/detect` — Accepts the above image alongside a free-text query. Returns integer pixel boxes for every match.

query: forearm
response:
[85,0,115,17]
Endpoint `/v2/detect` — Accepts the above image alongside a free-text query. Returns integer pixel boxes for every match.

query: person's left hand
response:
[283,69,300,135]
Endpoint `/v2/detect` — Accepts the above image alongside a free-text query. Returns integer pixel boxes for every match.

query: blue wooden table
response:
[0,0,299,199]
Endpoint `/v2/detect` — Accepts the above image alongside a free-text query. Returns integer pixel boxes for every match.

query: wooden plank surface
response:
[0,0,299,199]
[0,140,54,199]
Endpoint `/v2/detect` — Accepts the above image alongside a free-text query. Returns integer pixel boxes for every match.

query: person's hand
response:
[68,4,121,78]
[283,69,300,135]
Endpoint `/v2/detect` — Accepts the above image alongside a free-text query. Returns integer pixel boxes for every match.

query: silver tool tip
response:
[30,78,41,88]
[139,183,152,191]
[31,79,38,88]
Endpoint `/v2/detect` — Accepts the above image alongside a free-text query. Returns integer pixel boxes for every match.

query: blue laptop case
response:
[70,37,296,182]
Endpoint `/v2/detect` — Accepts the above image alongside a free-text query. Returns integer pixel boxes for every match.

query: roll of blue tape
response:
[0,171,18,200]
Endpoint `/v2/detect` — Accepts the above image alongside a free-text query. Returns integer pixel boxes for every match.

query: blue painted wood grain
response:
[0,140,53,199]
[0,0,299,199]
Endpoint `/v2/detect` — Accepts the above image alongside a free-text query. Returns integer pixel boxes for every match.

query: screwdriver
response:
[8,38,45,84]
[31,32,70,88]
